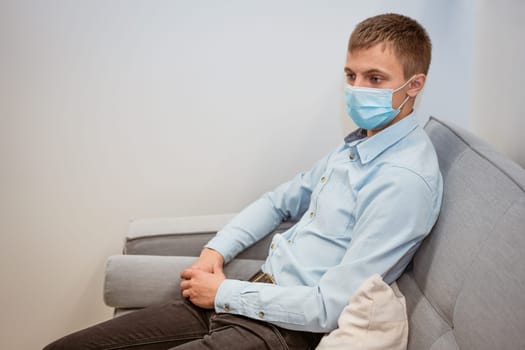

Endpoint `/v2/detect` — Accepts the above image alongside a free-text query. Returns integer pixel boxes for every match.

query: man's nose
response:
[353,76,365,87]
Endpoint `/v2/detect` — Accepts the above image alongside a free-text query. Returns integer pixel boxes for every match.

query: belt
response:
[249,270,276,284]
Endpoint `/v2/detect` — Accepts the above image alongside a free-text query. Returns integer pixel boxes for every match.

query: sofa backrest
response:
[398,117,525,350]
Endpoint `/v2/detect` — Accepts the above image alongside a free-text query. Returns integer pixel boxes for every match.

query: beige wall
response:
[0,1,522,349]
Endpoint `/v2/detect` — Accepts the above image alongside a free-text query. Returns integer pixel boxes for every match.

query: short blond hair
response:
[348,13,432,78]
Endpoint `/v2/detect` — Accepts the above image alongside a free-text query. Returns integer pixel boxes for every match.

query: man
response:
[45,13,442,350]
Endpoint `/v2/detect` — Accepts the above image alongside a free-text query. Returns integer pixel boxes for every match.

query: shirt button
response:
[349,153,356,160]
[320,176,326,183]
[309,211,315,218]
[259,311,265,318]
[271,243,275,249]
[287,239,292,244]
[224,304,231,312]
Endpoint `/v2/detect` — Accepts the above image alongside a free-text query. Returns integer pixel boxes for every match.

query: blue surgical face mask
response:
[344,78,413,130]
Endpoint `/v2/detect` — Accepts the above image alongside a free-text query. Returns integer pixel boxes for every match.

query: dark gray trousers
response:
[43,300,323,350]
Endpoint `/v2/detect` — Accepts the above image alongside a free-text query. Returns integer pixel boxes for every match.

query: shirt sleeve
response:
[214,166,439,332]
[205,150,334,263]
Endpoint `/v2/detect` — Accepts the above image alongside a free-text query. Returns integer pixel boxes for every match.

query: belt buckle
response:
[251,271,276,284]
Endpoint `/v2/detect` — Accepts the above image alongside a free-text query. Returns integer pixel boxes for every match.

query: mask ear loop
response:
[393,75,417,92]
[393,75,416,111]
[396,95,411,111]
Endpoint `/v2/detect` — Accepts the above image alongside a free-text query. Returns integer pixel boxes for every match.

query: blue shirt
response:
[206,114,443,332]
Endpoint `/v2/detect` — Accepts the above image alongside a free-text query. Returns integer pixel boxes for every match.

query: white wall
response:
[471,0,525,167]
[0,1,521,349]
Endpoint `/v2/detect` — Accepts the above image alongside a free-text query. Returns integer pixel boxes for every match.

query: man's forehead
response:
[348,41,395,57]
[345,43,402,74]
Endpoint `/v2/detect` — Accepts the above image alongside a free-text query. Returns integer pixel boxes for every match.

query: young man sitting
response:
[44,13,442,350]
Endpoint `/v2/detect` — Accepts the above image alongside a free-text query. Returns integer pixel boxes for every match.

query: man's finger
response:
[180,267,195,280]
[180,279,191,291]
[181,288,191,299]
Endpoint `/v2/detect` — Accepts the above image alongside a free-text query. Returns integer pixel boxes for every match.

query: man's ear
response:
[406,73,426,97]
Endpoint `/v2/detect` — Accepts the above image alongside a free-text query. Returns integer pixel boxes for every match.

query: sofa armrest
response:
[124,214,295,260]
[104,254,264,309]
[124,214,236,256]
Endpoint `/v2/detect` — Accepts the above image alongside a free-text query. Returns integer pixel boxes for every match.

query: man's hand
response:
[190,248,225,273]
[180,261,225,309]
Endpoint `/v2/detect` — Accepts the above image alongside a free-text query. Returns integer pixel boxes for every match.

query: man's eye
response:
[345,73,356,81]
[370,76,383,84]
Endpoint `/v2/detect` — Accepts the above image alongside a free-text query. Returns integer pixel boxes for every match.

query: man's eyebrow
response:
[344,67,390,76]
[363,68,389,76]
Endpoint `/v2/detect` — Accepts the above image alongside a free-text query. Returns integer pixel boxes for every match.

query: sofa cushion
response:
[316,274,408,350]
[400,117,525,350]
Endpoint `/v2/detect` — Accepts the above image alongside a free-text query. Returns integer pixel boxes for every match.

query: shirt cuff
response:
[214,279,249,314]
[205,234,242,264]
[214,279,307,326]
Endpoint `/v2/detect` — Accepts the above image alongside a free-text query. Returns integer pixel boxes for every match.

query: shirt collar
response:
[343,114,419,164]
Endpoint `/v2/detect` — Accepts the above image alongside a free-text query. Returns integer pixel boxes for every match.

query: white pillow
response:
[316,274,408,350]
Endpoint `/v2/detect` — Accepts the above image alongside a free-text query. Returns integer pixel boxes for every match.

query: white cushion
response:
[316,274,408,350]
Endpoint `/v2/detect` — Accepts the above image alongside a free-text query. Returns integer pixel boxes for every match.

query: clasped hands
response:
[180,248,226,309]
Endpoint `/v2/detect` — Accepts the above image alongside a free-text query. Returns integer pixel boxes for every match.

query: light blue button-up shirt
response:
[206,114,443,332]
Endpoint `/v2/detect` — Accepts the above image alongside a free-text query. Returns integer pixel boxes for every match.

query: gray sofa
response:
[104,117,525,350]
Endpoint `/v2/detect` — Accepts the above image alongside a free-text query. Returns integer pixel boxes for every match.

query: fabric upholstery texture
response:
[316,274,408,350]
[398,117,525,350]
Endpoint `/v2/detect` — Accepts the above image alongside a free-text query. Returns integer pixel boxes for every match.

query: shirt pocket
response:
[311,168,355,237]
